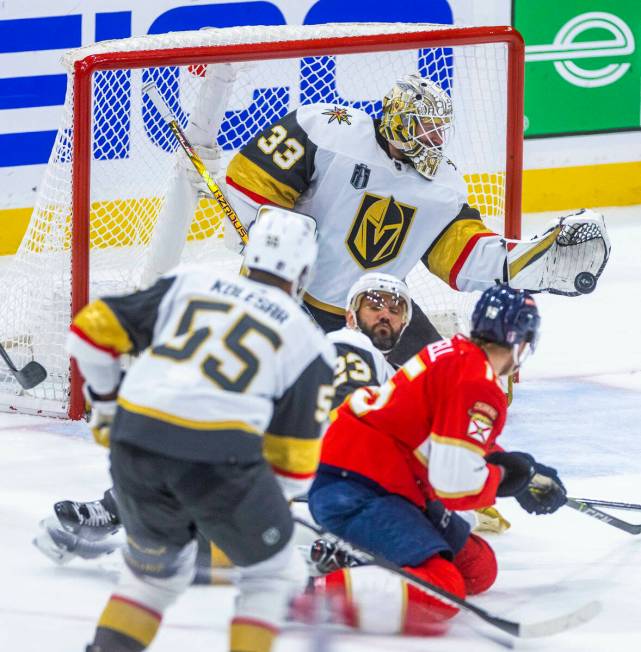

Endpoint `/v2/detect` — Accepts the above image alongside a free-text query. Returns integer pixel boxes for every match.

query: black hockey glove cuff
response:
[424,500,471,556]
[517,460,567,515]
[485,451,535,497]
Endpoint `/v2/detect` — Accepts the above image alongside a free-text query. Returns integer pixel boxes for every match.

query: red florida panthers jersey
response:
[319,335,507,511]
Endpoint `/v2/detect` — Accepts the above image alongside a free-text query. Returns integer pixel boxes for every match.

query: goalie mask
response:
[471,284,541,372]
[243,206,318,299]
[379,74,454,180]
[346,273,412,353]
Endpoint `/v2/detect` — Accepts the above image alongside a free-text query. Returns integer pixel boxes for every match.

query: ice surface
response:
[1,205,641,651]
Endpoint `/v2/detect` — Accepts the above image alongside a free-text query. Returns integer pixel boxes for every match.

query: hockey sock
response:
[402,556,465,635]
[314,557,464,636]
[92,594,162,651]
[229,618,278,652]
[452,533,498,595]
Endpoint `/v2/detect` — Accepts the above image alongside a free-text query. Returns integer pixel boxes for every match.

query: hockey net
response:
[0,23,523,418]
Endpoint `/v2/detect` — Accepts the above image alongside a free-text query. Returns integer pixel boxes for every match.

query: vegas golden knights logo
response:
[346,193,416,269]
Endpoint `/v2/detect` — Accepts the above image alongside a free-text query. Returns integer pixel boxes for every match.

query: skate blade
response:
[32,529,76,565]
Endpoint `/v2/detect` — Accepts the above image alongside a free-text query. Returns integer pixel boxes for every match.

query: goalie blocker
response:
[506,209,610,296]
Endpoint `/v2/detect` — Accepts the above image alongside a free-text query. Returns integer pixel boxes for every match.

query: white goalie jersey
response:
[223,104,610,308]
[225,103,507,314]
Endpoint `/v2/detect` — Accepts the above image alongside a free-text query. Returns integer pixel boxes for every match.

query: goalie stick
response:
[0,343,47,390]
[566,497,641,535]
[142,82,249,245]
[294,516,600,638]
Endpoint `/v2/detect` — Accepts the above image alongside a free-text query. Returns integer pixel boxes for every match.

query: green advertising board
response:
[514,0,641,137]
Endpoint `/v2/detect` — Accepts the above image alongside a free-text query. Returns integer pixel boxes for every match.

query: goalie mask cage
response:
[0,23,524,419]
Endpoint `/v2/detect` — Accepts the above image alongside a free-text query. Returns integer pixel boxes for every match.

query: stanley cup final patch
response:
[350,163,371,190]
[467,401,498,445]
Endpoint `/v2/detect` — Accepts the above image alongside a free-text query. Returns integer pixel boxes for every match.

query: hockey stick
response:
[569,497,641,512]
[294,516,600,638]
[565,497,641,535]
[142,82,249,246]
[0,343,47,389]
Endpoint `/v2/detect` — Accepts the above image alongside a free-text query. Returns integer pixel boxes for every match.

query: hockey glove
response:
[486,451,567,515]
[486,451,534,497]
[83,384,118,447]
[518,462,567,515]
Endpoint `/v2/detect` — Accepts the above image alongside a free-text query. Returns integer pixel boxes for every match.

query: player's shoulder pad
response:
[276,296,336,366]
[295,103,375,156]
[327,326,377,357]
[160,265,244,300]
[455,357,508,412]
[159,261,210,283]
[429,155,468,202]
[328,326,392,382]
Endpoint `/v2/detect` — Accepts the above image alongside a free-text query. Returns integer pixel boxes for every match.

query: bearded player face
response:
[355,291,406,352]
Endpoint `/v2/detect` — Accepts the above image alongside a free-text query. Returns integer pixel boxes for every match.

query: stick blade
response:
[15,361,48,389]
[517,600,601,638]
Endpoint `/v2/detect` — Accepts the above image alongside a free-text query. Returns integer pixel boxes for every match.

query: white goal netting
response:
[0,23,520,417]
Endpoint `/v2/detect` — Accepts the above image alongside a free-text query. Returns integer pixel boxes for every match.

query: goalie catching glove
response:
[506,209,611,296]
[486,451,567,515]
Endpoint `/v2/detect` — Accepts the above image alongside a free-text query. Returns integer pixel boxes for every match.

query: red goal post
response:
[0,23,524,419]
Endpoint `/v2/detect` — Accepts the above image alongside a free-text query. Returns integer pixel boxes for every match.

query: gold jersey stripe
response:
[413,447,428,468]
[117,396,260,434]
[226,153,299,208]
[230,619,277,652]
[433,483,486,499]
[263,432,321,476]
[98,596,161,647]
[400,580,409,630]
[402,354,427,381]
[73,299,133,354]
[508,226,560,279]
[425,219,494,285]
[430,432,486,457]
[303,292,345,315]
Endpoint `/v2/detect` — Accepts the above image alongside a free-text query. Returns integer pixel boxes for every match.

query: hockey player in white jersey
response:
[222,73,611,365]
[33,272,405,567]
[329,272,408,406]
[71,206,335,652]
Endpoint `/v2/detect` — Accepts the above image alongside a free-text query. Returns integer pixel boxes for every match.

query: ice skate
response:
[308,537,362,575]
[33,517,122,565]
[54,498,120,541]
